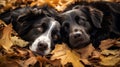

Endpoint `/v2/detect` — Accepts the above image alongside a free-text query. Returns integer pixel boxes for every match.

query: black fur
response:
[0,5,61,55]
[59,1,120,49]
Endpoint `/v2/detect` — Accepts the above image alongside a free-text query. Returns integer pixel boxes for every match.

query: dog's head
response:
[18,7,61,55]
[0,6,61,55]
[59,5,103,48]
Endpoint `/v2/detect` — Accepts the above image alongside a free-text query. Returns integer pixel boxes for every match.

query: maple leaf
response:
[0,23,13,51]
[51,43,84,67]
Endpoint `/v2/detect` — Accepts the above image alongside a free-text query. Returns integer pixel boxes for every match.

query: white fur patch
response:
[30,20,57,55]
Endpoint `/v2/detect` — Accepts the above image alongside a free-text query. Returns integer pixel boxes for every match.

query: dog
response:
[59,1,120,49]
[0,6,61,55]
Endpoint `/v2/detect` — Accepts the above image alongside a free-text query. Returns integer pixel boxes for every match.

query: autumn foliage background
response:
[0,0,120,67]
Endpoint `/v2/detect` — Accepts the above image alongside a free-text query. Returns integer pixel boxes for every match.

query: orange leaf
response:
[0,24,13,51]
[51,43,84,67]
[99,39,116,50]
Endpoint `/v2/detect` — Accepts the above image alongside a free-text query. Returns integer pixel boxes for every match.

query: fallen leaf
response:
[99,39,116,50]
[114,39,120,47]
[99,55,120,66]
[50,0,75,11]
[0,55,20,67]
[74,44,95,59]
[0,24,13,51]
[24,57,37,67]
[11,36,29,47]
[0,20,7,30]
[101,50,120,56]
[51,43,84,67]
[74,44,95,65]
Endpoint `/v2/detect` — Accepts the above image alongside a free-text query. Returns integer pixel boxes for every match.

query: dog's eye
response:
[52,30,59,40]
[41,23,48,30]
[75,16,80,24]
[64,22,70,28]
[37,27,43,32]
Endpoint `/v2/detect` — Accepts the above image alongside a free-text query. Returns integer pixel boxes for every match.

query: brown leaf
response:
[11,36,29,47]
[51,43,84,67]
[99,39,116,50]
[0,24,13,51]
[74,44,95,65]
[0,20,7,30]
[36,55,61,67]
[99,39,120,50]
[24,57,37,67]
[74,44,95,59]
[36,56,50,67]
[99,45,120,66]
[50,0,75,11]
[99,55,120,66]
[114,39,120,47]
[0,55,20,67]
[101,50,120,56]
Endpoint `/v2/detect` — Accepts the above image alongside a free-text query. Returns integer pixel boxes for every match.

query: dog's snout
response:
[73,28,83,39]
[38,42,48,51]
[74,33,81,38]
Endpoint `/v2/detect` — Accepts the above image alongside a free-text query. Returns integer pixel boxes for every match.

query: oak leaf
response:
[0,24,13,51]
[51,43,84,67]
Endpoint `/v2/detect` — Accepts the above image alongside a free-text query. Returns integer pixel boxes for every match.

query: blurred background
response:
[0,0,120,12]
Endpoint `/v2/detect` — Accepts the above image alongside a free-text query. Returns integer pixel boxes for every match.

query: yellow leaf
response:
[51,43,84,67]
[99,55,120,66]
[11,36,29,47]
[101,50,120,56]
[0,24,13,51]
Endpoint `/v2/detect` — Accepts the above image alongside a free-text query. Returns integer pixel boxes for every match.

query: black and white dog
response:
[59,1,120,49]
[0,6,61,55]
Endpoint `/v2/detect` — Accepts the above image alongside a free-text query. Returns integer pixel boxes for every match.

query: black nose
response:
[38,42,48,51]
[74,33,81,38]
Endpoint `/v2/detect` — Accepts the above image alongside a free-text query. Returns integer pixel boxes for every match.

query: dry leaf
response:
[51,43,84,67]
[0,20,7,30]
[0,24,13,51]
[101,50,120,56]
[99,39,116,50]
[74,44,95,59]
[114,39,120,47]
[74,44,95,65]
[49,0,75,11]
[11,36,29,47]
[99,55,120,66]
[0,55,20,67]
[24,57,37,67]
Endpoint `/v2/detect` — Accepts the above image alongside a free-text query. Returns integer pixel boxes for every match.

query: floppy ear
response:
[0,10,12,24]
[79,6,103,28]
[17,8,43,22]
[89,7,103,28]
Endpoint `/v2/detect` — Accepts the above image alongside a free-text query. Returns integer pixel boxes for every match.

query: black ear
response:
[56,13,66,25]
[0,10,12,24]
[89,7,103,28]
[17,8,43,22]
[107,2,120,14]
[80,6,103,29]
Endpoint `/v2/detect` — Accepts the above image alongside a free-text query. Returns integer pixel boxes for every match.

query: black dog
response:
[0,6,61,55]
[59,1,120,49]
